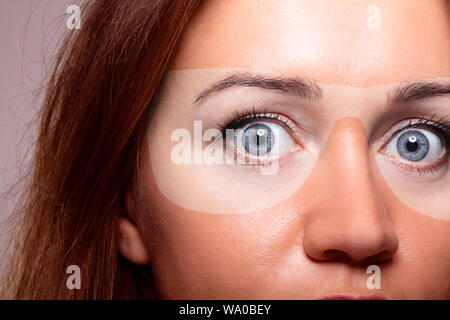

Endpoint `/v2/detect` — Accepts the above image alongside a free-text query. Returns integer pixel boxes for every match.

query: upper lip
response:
[319,294,387,300]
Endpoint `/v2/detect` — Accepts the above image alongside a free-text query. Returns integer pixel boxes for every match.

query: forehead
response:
[170,0,450,86]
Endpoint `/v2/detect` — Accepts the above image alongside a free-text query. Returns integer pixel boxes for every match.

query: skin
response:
[118,0,450,299]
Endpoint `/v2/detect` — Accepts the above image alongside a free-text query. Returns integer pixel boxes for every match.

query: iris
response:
[243,123,273,156]
[397,130,429,162]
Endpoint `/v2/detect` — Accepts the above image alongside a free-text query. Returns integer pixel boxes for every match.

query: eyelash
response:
[217,110,450,172]
[220,110,450,144]
[216,107,297,168]
[385,115,450,175]
[392,115,450,149]
[217,107,294,137]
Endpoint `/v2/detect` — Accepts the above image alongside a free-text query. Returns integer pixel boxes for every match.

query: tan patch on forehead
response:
[170,0,450,86]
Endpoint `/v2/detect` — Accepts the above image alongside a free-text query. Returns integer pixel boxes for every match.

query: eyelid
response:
[377,118,450,176]
[220,110,305,167]
[219,109,297,135]
[381,153,448,176]
[377,117,450,153]
[392,119,449,139]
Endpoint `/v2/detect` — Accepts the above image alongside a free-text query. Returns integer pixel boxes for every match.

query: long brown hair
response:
[1,0,202,299]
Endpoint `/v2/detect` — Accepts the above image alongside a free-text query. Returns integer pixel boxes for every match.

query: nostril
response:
[321,245,396,263]
[322,249,344,260]
[366,250,395,264]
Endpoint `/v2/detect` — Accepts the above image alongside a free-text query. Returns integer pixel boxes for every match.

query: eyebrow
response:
[194,73,322,103]
[391,82,450,104]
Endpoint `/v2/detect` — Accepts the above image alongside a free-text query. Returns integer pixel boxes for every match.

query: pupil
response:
[253,132,265,146]
[406,140,419,152]
[396,130,429,162]
[255,134,261,145]
[243,123,272,156]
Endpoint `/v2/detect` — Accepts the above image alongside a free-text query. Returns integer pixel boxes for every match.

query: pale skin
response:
[118,0,450,299]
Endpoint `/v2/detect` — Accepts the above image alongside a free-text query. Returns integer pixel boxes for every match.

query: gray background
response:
[0,0,73,271]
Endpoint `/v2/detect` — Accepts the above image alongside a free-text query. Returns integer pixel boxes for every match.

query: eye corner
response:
[379,121,448,175]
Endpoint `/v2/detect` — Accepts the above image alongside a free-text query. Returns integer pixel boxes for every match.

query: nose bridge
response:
[317,118,379,212]
[301,117,398,262]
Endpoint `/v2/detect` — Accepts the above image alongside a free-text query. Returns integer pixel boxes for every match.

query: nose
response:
[301,118,398,263]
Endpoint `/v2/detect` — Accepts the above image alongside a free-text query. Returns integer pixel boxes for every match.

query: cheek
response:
[147,190,450,299]
[140,133,310,298]
[141,118,450,299]
[391,211,450,299]
[145,184,309,299]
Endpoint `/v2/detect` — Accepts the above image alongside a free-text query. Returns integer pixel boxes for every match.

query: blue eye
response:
[396,130,429,162]
[231,121,295,158]
[243,123,273,156]
[385,128,443,163]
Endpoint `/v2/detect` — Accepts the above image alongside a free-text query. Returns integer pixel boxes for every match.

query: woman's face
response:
[135,0,450,299]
